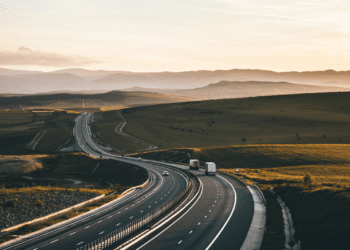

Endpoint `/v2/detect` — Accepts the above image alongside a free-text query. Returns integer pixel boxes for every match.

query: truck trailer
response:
[205,162,216,176]
[189,159,200,170]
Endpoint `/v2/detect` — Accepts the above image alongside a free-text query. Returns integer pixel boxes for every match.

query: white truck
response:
[189,159,200,170]
[205,162,216,176]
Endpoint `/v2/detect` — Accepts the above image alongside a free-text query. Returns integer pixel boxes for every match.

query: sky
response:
[0,0,350,72]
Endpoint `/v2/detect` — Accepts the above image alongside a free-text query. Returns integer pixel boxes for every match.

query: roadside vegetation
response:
[132,144,350,250]
[0,152,147,243]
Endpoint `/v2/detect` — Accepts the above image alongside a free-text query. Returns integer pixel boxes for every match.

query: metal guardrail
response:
[76,172,193,250]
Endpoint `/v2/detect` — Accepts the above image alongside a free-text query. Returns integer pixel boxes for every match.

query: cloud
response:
[0,47,100,67]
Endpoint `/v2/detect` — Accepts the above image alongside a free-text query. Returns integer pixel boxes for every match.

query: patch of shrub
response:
[303,174,313,186]
[34,199,45,208]
[5,198,19,208]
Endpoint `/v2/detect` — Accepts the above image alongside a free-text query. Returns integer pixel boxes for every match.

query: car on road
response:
[163,171,169,176]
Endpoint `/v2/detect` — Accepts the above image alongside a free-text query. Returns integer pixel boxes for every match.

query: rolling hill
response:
[1,68,350,94]
[0,90,195,109]
[123,81,348,100]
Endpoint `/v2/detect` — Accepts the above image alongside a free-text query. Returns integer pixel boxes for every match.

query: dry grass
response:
[94,92,350,153]
[0,186,108,195]
[229,165,350,187]
[0,193,121,243]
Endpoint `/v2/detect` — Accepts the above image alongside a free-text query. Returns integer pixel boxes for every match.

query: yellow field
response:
[135,144,350,188]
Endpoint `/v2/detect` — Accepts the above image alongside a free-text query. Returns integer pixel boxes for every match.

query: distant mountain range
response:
[122,81,349,100]
[0,91,195,109]
[1,68,350,94]
[1,80,348,110]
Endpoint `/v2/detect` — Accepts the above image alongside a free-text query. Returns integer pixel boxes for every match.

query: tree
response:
[303,174,313,186]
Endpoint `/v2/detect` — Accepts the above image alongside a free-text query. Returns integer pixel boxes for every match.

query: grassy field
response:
[91,110,148,152]
[0,152,148,190]
[132,144,350,250]
[0,110,77,154]
[94,92,350,153]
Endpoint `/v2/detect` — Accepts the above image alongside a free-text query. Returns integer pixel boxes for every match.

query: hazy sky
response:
[1,0,350,72]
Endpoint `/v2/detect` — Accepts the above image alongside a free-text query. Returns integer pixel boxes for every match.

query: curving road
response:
[78,113,255,250]
[0,114,189,250]
[136,163,254,250]
[1,113,255,250]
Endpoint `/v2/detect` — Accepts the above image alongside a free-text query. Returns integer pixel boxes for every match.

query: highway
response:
[137,165,254,250]
[0,114,189,250]
[1,113,255,250]
[76,113,255,250]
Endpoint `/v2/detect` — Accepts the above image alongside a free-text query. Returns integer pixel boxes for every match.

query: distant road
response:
[114,110,158,151]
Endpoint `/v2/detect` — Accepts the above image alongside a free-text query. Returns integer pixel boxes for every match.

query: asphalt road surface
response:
[1,113,255,250]
[0,115,188,250]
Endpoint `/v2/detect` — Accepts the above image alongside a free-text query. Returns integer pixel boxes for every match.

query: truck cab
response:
[189,159,200,170]
[205,162,216,176]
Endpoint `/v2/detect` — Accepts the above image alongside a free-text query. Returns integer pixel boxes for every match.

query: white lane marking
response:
[198,222,201,225]
[178,240,183,244]
[118,211,121,214]
[50,239,59,243]
[212,205,215,207]
[99,231,105,235]
[97,220,102,223]
[116,223,121,226]
[204,215,207,218]
[160,198,163,200]
[137,179,204,250]
[209,210,212,212]
[148,206,151,208]
[155,201,158,204]
[215,201,217,203]
[140,210,144,213]
[77,241,84,245]
[205,175,237,250]
[69,232,76,235]
[107,215,113,218]
[130,216,134,219]
[85,225,90,229]
[189,230,193,234]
